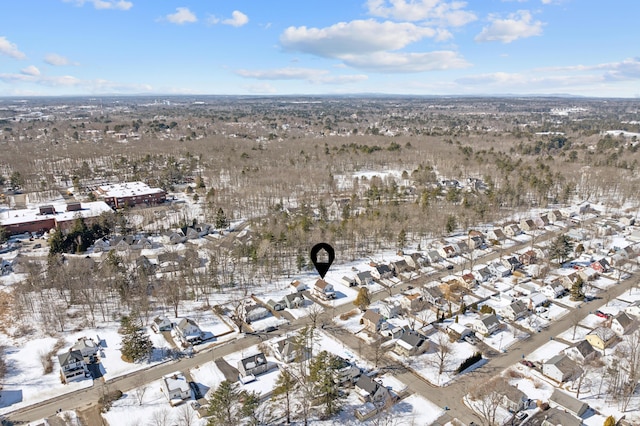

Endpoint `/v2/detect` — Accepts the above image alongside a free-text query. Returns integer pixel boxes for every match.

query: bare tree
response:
[133,374,148,406]
[176,404,195,426]
[468,377,509,426]
[148,408,170,426]
[432,333,453,378]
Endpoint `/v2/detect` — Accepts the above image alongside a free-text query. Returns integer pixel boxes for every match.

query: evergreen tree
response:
[570,276,585,301]
[397,228,407,250]
[48,227,64,256]
[215,207,229,229]
[353,287,371,311]
[207,380,258,426]
[549,234,573,265]
[445,215,457,234]
[119,314,153,363]
[272,368,297,424]
[309,351,345,418]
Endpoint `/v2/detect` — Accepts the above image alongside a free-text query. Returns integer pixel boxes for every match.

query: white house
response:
[151,316,173,333]
[624,300,640,318]
[58,350,89,384]
[174,318,204,345]
[543,354,582,383]
[498,300,529,321]
[162,372,191,405]
[472,314,500,336]
[541,284,564,299]
[611,312,636,336]
[71,337,99,358]
[313,279,336,300]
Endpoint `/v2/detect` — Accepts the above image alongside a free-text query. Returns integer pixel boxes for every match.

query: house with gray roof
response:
[549,389,589,417]
[58,350,89,383]
[543,354,582,383]
[238,352,270,378]
[542,408,583,426]
[611,311,636,336]
[354,375,392,404]
[394,330,428,356]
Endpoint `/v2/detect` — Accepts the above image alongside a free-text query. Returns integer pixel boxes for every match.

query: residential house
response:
[501,385,528,412]
[238,352,270,378]
[362,309,385,333]
[394,330,429,356]
[92,237,110,253]
[624,300,640,318]
[445,323,473,342]
[536,214,550,228]
[501,256,522,272]
[549,389,589,417]
[541,408,583,426]
[438,245,457,259]
[283,293,305,309]
[313,279,336,300]
[379,320,405,338]
[391,259,413,276]
[162,372,191,405]
[334,356,362,385]
[401,292,425,312]
[71,337,98,358]
[541,283,565,299]
[472,314,500,336]
[151,316,173,333]
[514,282,537,296]
[468,236,485,250]
[266,299,285,312]
[160,230,186,245]
[519,250,538,266]
[578,267,598,282]
[548,210,564,223]
[563,340,597,363]
[499,300,529,321]
[586,327,617,350]
[245,304,270,323]
[379,300,402,319]
[272,336,308,363]
[355,271,373,286]
[423,286,445,307]
[371,264,394,280]
[455,241,469,254]
[403,252,425,269]
[503,223,521,237]
[472,266,492,283]
[488,262,511,277]
[519,219,536,232]
[58,350,89,383]
[458,273,477,289]
[290,280,307,292]
[341,276,356,287]
[527,292,548,309]
[487,228,506,242]
[135,255,156,276]
[611,312,636,336]
[590,258,611,273]
[543,354,583,383]
[354,375,393,404]
[425,250,442,264]
[174,318,203,345]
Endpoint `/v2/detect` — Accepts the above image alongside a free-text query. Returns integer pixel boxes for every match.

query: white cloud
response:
[166,7,197,25]
[0,36,26,60]
[281,20,438,57]
[65,0,133,11]
[223,11,249,27]
[475,10,543,43]
[0,71,152,93]
[44,53,77,66]
[235,67,368,85]
[366,0,476,27]
[20,65,40,76]
[340,51,470,72]
[245,83,277,94]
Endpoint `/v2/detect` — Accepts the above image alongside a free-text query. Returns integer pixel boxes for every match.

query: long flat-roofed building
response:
[94,181,166,208]
[0,201,113,236]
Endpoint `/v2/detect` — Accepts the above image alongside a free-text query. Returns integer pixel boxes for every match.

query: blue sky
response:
[0,0,639,97]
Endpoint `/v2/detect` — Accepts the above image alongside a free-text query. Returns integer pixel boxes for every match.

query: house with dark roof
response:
[313,279,336,300]
[498,300,529,322]
[611,311,636,336]
[238,352,270,378]
[354,375,392,404]
[394,330,429,356]
[563,340,597,363]
[371,264,394,280]
[283,293,305,309]
[355,271,373,286]
[472,314,501,336]
[501,384,528,412]
[58,350,89,383]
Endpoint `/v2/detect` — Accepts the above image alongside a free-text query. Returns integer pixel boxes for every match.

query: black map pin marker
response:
[310,243,335,279]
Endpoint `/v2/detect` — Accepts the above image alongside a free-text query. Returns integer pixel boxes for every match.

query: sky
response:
[0,0,639,97]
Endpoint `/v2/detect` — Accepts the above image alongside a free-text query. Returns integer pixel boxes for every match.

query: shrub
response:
[457,352,482,373]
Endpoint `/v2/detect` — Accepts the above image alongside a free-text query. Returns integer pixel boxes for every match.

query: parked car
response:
[595,310,611,319]
[520,360,534,368]
[515,411,528,420]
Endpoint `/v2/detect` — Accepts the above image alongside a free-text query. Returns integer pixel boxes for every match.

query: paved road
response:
[1,218,610,426]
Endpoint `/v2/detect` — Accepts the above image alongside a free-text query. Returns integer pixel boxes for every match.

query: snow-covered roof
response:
[0,201,112,226]
[96,181,164,198]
